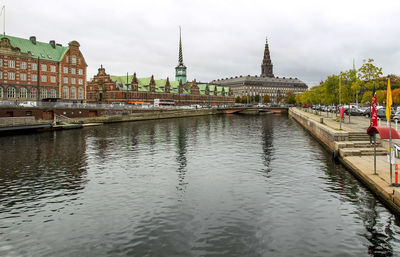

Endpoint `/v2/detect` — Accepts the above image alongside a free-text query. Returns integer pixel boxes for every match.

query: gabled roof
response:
[0,34,69,62]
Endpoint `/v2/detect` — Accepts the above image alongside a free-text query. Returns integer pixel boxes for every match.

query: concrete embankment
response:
[289,107,400,216]
[74,108,218,124]
[0,109,219,135]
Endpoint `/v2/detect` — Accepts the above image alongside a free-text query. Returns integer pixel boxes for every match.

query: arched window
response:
[29,88,38,99]
[70,87,76,99]
[7,87,16,98]
[19,87,27,99]
[49,89,57,98]
[0,87,3,99]
[78,87,84,99]
[63,86,69,99]
[40,88,48,99]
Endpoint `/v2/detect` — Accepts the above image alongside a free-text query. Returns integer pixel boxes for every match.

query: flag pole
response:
[388,75,393,185]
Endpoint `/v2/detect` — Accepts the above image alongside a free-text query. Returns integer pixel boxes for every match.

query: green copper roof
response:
[0,34,69,61]
[110,75,133,85]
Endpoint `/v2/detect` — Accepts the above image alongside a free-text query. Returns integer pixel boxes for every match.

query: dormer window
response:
[71,56,77,64]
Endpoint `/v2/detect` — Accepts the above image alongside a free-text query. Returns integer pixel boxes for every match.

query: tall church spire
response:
[175,26,187,84]
[261,37,274,77]
[178,26,183,65]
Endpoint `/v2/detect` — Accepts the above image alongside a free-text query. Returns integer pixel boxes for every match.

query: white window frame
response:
[31,74,38,82]
[71,68,76,75]
[8,60,15,68]
[78,69,83,75]
[63,77,68,84]
[63,67,68,74]
[8,72,15,80]
[71,78,76,85]
[41,75,47,82]
[50,65,56,72]
[31,63,37,70]
[78,78,83,85]
[20,73,27,81]
[21,61,27,69]
[50,76,56,83]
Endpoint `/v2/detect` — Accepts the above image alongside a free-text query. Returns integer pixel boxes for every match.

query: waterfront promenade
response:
[290,107,400,215]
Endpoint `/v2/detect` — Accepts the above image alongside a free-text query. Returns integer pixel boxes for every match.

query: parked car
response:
[18,101,37,107]
[359,107,371,117]
[345,108,363,116]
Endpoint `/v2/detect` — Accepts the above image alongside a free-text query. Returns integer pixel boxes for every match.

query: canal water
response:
[0,114,400,256]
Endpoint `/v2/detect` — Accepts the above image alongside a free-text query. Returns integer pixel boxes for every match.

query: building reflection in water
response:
[175,119,188,193]
[0,130,88,213]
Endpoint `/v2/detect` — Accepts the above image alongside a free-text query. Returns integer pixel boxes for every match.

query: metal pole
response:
[390,120,393,185]
[339,75,342,129]
[374,134,376,175]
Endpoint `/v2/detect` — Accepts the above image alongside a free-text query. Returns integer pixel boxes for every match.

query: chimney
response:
[49,40,56,48]
[29,36,36,44]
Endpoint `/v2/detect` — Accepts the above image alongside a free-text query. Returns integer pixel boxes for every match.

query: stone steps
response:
[348,132,370,141]
[339,147,387,157]
[336,141,381,149]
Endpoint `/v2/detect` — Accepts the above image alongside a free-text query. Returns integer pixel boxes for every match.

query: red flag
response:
[371,83,378,127]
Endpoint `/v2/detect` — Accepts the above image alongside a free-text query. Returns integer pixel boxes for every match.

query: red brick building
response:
[0,35,87,101]
[87,65,235,106]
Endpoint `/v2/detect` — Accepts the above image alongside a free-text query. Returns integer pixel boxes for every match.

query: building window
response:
[29,88,38,99]
[8,60,15,68]
[7,87,16,98]
[0,59,2,67]
[50,65,56,72]
[19,88,27,98]
[50,76,56,83]
[31,63,37,70]
[78,69,83,75]
[31,74,38,82]
[78,87,84,99]
[21,61,27,69]
[49,89,57,98]
[8,72,15,80]
[63,86,69,99]
[20,73,27,81]
[71,78,76,85]
[71,68,76,74]
[40,89,47,99]
[41,64,47,71]
[41,75,47,82]
[63,67,68,74]
[71,56,76,64]
[0,71,2,79]
[78,78,83,85]
[70,87,76,99]
[63,77,68,84]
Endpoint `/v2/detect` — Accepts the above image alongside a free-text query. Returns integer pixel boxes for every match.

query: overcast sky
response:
[2,0,400,84]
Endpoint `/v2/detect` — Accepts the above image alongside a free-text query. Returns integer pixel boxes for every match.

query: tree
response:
[361,91,372,104]
[240,96,248,104]
[392,88,400,104]
[376,90,386,104]
[357,59,383,91]
[254,95,260,103]
[276,96,282,103]
[235,96,241,103]
[284,91,296,104]
[263,94,271,103]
